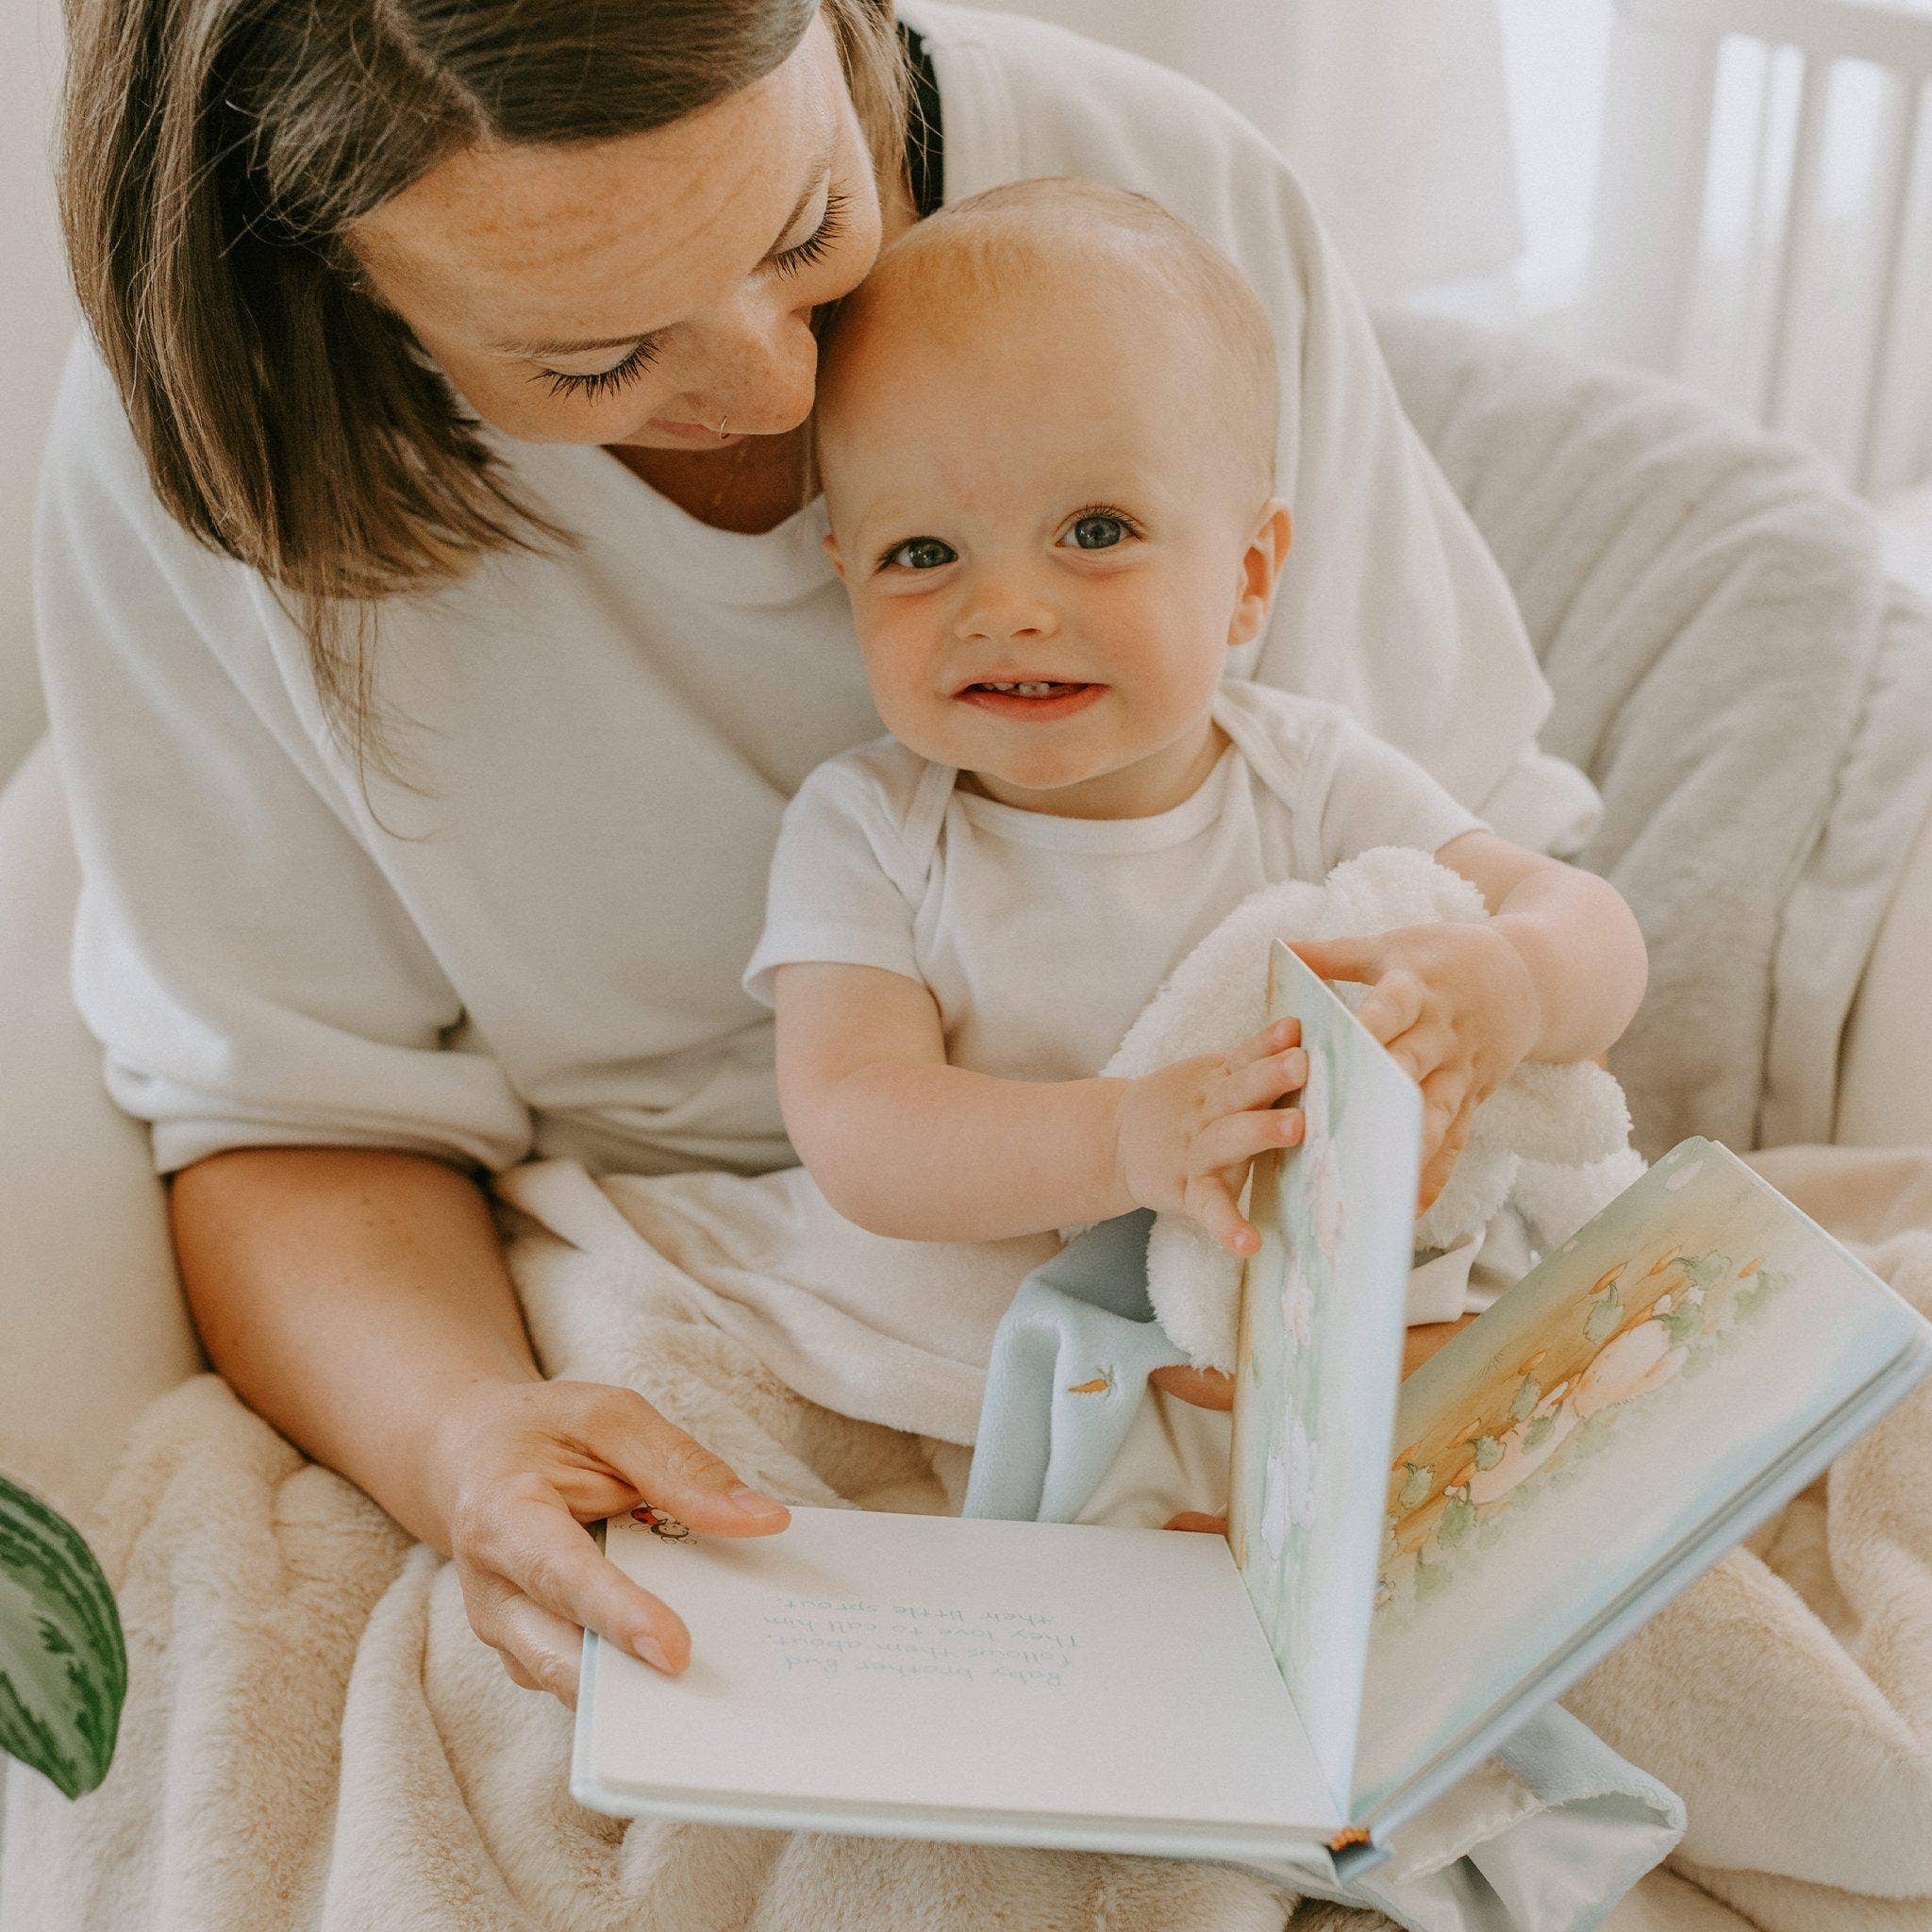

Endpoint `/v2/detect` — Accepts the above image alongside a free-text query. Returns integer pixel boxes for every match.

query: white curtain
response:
[976,0,1524,303]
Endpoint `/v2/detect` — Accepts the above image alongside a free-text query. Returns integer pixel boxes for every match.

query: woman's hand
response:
[1291,925,1543,1210]
[1111,1018,1308,1256]
[426,1377,791,1706]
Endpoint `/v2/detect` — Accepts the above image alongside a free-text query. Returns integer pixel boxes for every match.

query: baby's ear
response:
[822,531,845,579]
[1227,500,1292,648]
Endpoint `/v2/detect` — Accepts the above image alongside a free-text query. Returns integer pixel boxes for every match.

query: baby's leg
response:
[1074,1390,1232,1529]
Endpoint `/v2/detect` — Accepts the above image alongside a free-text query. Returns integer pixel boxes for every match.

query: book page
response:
[1353,1138,1925,1817]
[1227,941,1422,1813]
[583,1506,1341,1840]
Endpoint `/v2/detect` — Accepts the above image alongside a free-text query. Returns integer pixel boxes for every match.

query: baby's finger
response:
[1415,1077,1474,1210]
[1356,969,1424,1045]
[1220,1015,1302,1073]
[1208,1045,1308,1118]
[1289,937,1385,985]
[1185,1173,1260,1257]
[1191,1104,1305,1177]
[1385,1019,1453,1087]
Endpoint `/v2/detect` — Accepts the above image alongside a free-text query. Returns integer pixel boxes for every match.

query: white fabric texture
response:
[1095,845,1642,1369]
[1376,310,1932,1158]
[34,0,1596,1184]
[743,680,1482,1080]
[966,3,1521,304]
[10,1144,1932,1932]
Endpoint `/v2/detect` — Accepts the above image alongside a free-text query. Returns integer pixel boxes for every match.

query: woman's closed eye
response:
[770,190,849,279]
[538,337,663,402]
[535,192,851,400]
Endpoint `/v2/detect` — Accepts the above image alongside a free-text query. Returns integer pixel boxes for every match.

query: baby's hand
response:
[1290,925,1543,1210]
[1112,1018,1308,1257]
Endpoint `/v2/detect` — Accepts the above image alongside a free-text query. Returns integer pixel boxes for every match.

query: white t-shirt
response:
[744,682,1483,1078]
[36,0,1599,1180]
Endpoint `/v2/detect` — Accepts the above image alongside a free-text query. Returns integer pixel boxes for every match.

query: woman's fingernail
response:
[633,1629,674,1672]
[726,1486,790,1524]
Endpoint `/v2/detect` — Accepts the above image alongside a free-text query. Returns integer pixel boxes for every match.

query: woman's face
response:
[349,16,887,452]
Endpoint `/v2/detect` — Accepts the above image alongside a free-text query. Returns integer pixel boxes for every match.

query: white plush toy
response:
[1098,846,1646,1370]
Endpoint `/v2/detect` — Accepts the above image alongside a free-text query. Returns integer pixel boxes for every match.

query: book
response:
[573,940,1932,1870]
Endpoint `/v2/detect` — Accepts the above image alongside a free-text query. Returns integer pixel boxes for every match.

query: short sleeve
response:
[1307,709,1487,875]
[741,754,931,1006]
[35,344,535,1175]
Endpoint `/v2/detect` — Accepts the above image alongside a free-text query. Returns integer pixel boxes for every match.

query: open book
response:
[573,941,1932,1870]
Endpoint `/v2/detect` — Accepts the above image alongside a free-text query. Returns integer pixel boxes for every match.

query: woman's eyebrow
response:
[500,142,838,360]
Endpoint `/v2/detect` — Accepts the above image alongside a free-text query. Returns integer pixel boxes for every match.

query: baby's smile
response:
[954,676,1107,722]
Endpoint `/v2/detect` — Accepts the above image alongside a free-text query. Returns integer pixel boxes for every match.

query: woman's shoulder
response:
[41,334,188,539]
[906,3,1302,242]
[36,335,304,675]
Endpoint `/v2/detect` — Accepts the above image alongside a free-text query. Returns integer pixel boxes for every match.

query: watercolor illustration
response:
[1352,1137,1918,1816]
[1374,1146,1792,1610]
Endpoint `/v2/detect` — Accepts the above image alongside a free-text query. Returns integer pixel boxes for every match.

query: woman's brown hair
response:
[58,0,907,757]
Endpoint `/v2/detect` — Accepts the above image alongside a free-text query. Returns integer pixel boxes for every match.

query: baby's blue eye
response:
[1065,514,1129,550]
[883,537,958,571]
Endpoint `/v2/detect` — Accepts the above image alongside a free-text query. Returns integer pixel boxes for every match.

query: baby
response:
[745,179,1646,1323]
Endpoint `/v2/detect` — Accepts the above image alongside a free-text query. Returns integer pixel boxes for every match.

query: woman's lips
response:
[955,681,1105,722]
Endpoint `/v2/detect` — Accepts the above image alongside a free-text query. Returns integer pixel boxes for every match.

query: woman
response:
[43,0,1594,1708]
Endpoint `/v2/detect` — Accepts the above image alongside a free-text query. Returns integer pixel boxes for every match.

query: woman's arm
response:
[170,1146,791,1702]
[171,1146,534,1542]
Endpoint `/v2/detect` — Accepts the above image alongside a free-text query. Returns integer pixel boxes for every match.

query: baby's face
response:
[818,271,1286,807]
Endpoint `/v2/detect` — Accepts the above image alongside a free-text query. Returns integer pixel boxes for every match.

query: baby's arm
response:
[1440,830,1647,1063]
[1291,829,1647,1207]
[774,961,1307,1251]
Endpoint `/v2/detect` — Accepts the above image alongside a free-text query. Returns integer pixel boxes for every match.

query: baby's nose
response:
[956,576,1058,641]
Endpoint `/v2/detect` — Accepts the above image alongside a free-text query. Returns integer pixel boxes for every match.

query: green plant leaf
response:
[0,1475,125,1798]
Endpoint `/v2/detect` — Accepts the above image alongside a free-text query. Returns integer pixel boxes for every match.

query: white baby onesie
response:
[744,679,1484,1064]
[745,679,1488,1526]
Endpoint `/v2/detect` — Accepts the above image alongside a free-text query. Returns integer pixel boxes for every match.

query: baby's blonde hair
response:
[818,176,1281,506]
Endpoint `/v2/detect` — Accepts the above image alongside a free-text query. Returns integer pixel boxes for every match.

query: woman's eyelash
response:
[540,338,662,402]
[772,192,849,278]
[536,192,850,401]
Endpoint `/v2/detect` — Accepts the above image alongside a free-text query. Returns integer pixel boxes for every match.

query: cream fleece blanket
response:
[4,1142,1930,1932]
